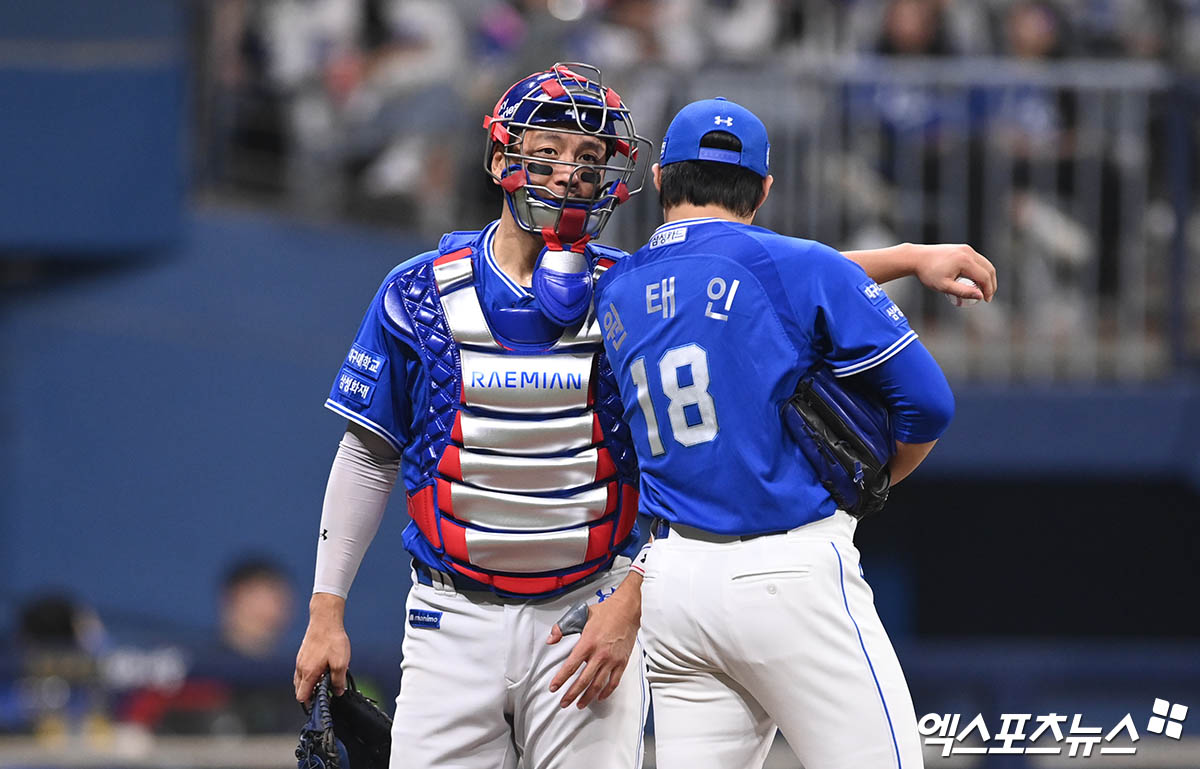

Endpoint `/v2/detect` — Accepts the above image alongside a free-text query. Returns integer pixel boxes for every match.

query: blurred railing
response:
[198,49,1198,382]
[607,58,1194,383]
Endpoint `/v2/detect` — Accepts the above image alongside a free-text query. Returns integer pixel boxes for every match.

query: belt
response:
[652,518,790,543]
[413,563,491,594]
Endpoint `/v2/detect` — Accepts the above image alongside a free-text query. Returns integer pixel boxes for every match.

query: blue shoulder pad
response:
[379,251,441,347]
[379,229,482,347]
[587,242,629,265]
[438,230,481,255]
[381,278,417,343]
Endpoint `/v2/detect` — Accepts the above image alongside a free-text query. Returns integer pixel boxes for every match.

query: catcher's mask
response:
[483,62,650,247]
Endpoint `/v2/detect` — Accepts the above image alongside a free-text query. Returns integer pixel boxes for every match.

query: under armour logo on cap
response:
[660,97,770,177]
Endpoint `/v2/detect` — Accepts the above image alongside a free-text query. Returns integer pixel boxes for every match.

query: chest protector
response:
[379,231,638,597]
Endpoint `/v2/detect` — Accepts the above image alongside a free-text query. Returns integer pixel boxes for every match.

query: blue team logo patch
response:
[408,609,442,629]
[880,301,907,325]
[336,369,375,406]
[858,280,889,306]
[346,344,385,381]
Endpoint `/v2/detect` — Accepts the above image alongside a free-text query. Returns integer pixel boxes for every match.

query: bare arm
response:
[295,592,350,700]
[890,439,938,485]
[844,243,997,302]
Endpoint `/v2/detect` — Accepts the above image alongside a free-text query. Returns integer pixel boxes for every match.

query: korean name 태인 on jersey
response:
[594,217,918,536]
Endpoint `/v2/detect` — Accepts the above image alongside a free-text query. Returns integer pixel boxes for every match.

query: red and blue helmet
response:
[483,63,650,244]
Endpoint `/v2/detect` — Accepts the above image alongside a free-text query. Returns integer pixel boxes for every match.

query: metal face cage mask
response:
[483,63,651,244]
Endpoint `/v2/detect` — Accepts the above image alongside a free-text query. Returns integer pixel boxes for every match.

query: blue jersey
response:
[595,217,920,535]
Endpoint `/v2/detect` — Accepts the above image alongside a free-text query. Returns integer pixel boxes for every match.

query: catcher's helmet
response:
[484,63,650,244]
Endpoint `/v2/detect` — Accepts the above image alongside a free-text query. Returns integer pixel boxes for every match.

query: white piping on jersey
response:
[650,217,724,236]
[324,398,405,454]
[831,330,919,378]
[481,220,532,299]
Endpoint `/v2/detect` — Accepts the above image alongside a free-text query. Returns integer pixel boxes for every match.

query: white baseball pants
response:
[642,512,924,769]
[389,560,649,769]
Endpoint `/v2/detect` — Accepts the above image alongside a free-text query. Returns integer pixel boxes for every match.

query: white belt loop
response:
[431,568,457,595]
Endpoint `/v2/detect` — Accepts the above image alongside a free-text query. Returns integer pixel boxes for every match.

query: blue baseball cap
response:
[659,97,770,178]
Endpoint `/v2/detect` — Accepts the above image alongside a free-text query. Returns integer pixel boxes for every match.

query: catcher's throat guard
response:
[483,62,651,247]
[783,367,894,519]
[532,243,593,326]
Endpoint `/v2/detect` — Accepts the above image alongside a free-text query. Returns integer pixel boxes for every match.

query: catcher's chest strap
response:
[412,561,610,599]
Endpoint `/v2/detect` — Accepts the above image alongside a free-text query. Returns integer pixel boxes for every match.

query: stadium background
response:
[1,0,1198,766]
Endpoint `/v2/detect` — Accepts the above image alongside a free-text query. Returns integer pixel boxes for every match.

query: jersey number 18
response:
[629,343,719,456]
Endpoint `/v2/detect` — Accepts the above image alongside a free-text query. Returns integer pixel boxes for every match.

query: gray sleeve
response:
[311,423,402,598]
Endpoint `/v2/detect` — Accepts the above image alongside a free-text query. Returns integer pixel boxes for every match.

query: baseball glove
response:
[783,366,894,519]
[297,672,392,769]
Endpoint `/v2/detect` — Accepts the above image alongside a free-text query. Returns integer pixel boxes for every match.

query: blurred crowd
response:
[194,0,1200,373]
[0,557,321,741]
[197,0,1200,231]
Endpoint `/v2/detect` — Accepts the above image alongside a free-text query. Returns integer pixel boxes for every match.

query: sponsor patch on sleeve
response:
[335,369,375,406]
[880,301,907,325]
[346,344,385,381]
[408,609,442,629]
[859,279,889,305]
